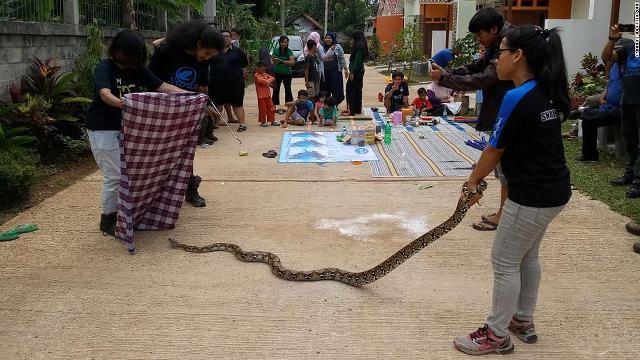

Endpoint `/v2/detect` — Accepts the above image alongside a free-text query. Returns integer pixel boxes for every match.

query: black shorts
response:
[210,81,245,107]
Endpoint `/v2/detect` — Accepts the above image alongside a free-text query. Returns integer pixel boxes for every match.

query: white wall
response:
[455,0,476,40]
[570,0,590,19]
[619,0,638,24]
[403,0,420,27]
[546,0,610,77]
[432,30,447,57]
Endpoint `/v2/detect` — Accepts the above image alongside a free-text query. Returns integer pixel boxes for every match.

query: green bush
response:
[0,147,39,210]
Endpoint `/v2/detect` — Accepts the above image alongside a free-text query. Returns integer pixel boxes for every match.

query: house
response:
[290,14,324,43]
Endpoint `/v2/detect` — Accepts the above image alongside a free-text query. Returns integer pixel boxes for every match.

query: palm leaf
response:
[60,97,92,104]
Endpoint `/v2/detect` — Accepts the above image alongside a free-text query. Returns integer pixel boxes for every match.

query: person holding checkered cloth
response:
[86,30,186,236]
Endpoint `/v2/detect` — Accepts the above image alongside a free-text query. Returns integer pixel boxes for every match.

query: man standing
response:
[429,7,514,231]
[209,29,250,132]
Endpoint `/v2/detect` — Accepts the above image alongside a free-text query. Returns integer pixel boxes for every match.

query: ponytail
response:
[505,25,570,118]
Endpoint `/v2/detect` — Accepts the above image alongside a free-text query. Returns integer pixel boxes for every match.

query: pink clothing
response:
[304,32,322,57]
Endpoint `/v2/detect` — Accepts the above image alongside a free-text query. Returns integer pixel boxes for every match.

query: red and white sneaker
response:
[508,316,538,343]
[454,324,514,355]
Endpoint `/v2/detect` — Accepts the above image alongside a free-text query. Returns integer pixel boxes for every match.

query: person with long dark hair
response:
[345,30,368,115]
[271,35,295,113]
[453,25,571,356]
[321,32,348,109]
[148,20,224,208]
[87,30,185,237]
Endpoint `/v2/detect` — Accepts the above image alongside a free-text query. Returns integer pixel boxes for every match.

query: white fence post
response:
[63,0,80,25]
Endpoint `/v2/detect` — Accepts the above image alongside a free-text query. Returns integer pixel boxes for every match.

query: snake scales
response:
[169,181,487,287]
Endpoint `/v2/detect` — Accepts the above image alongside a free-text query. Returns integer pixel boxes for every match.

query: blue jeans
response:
[88,130,120,214]
[487,199,565,337]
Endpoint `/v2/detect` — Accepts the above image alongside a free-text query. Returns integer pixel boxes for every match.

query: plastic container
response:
[402,108,413,125]
[392,111,402,125]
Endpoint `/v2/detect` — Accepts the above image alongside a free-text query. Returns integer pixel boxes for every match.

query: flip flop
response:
[262,150,278,158]
[0,224,38,242]
[276,108,286,114]
[260,123,269,127]
[237,125,247,132]
[472,220,498,231]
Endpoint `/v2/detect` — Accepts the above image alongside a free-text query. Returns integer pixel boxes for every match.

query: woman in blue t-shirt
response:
[453,25,571,356]
[86,30,184,239]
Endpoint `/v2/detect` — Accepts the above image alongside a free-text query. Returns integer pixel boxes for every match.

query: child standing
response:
[304,40,321,97]
[319,96,338,127]
[283,89,315,127]
[411,87,433,116]
[254,61,276,127]
[86,30,184,237]
[314,91,327,125]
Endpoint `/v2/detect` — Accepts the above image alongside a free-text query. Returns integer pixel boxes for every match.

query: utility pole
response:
[324,0,329,36]
[281,0,285,35]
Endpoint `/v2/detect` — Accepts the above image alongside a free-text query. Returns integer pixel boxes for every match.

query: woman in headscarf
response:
[302,32,329,84]
[321,32,349,109]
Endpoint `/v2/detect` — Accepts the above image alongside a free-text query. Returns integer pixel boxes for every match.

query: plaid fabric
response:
[115,92,207,245]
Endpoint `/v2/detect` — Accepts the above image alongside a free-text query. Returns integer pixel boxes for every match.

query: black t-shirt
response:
[209,45,249,86]
[86,59,162,131]
[148,44,209,91]
[385,81,410,112]
[304,53,320,82]
[488,79,571,208]
[616,41,640,105]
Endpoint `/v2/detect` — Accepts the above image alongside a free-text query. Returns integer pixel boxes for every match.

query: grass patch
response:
[562,121,640,222]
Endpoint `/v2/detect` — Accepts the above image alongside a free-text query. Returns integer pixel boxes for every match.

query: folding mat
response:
[115,92,208,249]
[367,110,485,177]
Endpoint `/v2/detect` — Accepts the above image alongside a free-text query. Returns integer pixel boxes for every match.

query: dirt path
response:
[1,66,639,359]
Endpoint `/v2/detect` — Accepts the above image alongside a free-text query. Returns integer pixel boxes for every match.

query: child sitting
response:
[384,71,410,113]
[314,91,327,125]
[411,87,433,116]
[254,61,276,127]
[282,89,315,128]
[319,96,338,127]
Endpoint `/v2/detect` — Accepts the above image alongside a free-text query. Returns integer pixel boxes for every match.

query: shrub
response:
[0,147,39,210]
[570,53,607,100]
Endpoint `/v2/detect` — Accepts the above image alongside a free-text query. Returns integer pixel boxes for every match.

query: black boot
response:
[611,175,634,186]
[186,175,206,207]
[100,213,117,236]
[627,184,640,198]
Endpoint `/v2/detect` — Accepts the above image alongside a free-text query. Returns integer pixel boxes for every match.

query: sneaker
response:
[99,213,117,236]
[627,185,640,199]
[508,316,538,343]
[634,242,640,254]
[575,155,598,162]
[610,175,633,187]
[453,324,514,356]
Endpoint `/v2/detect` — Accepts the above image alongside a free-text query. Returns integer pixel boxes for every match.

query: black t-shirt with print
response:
[488,79,571,208]
[86,59,162,131]
[385,81,410,112]
[209,45,249,85]
[304,53,320,82]
[148,43,209,91]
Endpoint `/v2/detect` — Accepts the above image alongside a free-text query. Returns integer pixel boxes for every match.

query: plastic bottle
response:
[341,125,348,137]
[400,151,408,170]
[384,121,392,144]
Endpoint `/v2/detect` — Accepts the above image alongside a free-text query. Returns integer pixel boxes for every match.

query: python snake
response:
[169,181,487,287]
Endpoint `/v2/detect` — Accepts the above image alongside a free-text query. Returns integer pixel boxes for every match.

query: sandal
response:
[237,125,247,132]
[260,123,269,127]
[281,122,288,129]
[472,220,498,231]
[272,121,281,126]
[341,110,350,116]
[481,213,498,222]
[262,150,278,158]
[276,108,286,115]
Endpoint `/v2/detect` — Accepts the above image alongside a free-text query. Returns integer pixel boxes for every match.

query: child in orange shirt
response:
[254,61,276,127]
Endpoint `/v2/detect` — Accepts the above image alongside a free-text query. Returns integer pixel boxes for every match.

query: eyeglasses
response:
[496,48,517,56]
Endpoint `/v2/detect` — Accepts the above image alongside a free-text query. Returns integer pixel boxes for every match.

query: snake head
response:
[461,180,488,206]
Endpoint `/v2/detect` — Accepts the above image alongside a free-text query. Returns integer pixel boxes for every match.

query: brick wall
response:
[0,21,163,102]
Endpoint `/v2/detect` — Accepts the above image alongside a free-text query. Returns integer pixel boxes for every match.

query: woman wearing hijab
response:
[302,32,331,84]
[321,32,349,108]
[346,30,369,116]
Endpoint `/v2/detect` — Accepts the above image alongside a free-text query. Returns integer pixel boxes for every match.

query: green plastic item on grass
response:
[0,224,38,242]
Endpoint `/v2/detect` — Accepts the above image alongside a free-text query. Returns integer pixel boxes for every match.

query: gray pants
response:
[487,199,565,337]
[621,105,640,183]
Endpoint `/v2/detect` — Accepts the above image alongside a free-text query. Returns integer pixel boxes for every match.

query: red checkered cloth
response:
[115,92,208,246]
